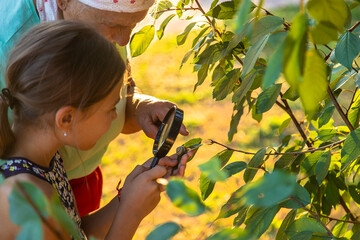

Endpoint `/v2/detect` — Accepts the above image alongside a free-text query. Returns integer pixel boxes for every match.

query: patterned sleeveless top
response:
[0,152,86,239]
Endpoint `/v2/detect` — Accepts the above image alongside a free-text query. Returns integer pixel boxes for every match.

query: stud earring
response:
[64,132,68,137]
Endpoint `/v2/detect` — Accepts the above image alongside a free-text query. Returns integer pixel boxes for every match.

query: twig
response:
[233,54,243,66]
[325,21,360,61]
[279,93,313,148]
[260,7,290,30]
[289,196,334,237]
[346,87,359,116]
[339,196,357,221]
[319,214,359,224]
[194,0,222,37]
[349,21,360,32]
[207,139,345,156]
[327,86,355,131]
[155,7,200,14]
[16,182,64,239]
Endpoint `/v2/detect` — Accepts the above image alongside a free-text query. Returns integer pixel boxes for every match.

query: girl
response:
[0,21,192,239]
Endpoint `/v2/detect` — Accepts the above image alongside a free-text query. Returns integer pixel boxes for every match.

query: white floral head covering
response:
[77,0,156,13]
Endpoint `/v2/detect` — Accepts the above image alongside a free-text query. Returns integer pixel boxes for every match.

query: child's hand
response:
[142,150,195,178]
[120,165,167,220]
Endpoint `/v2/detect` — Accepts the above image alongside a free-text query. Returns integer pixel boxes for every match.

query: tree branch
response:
[194,0,222,37]
[155,7,200,15]
[327,86,355,131]
[289,196,334,237]
[207,139,344,156]
[279,93,313,148]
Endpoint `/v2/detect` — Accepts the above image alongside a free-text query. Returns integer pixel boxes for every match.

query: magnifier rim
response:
[153,106,184,157]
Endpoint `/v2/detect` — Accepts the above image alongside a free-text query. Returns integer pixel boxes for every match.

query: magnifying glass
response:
[150,106,184,168]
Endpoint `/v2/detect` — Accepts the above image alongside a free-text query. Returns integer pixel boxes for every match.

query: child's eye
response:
[111,107,117,112]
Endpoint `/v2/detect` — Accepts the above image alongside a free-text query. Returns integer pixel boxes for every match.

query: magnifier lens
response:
[158,112,175,149]
[150,106,184,168]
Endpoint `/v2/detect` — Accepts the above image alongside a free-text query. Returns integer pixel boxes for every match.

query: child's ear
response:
[55,106,76,134]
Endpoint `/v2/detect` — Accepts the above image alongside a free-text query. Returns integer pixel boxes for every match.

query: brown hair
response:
[0,21,125,158]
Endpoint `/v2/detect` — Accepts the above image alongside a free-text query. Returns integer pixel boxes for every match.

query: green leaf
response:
[315,151,331,184]
[146,222,181,240]
[213,69,240,101]
[262,43,285,89]
[278,118,291,134]
[310,21,339,44]
[348,91,360,129]
[196,42,229,65]
[232,72,257,103]
[207,228,252,240]
[234,0,253,34]
[243,148,267,183]
[251,16,284,43]
[130,25,155,57]
[317,128,337,142]
[227,22,250,52]
[306,0,349,31]
[280,183,311,209]
[192,27,210,48]
[9,182,48,240]
[217,188,245,219]
[49,195,83,240]
[182,138,202,163]
[289,231,313,240]
[332,216,349,238]
[240,170,296,207]
[341,128,360,170]
[198,157,229,182]
[349,185,360,204]
[233,206,249,227]
[286,218,328,238]
[298,49,328,118]
[177,22,197,46]
[255,83,282,114]
[199,173,215,201]
[242,34,269,78]
[325,176,340,206]
[274,155,295,169]
[335,31,360,70]
[205,1,237,20]
[228,103,245,142]
[283,13,307,90]
[16,223,43,240]
[276,210,296,240]
[245,206,280,238]
[195,64,209,91]
[301,151,324,177]
[318,106,335,128]
[223,161,247,177]
[176,1,184,18]
[166,179,206,216]
[157,14,176,40]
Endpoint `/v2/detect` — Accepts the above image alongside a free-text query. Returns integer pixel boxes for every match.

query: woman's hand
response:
[135,94,189,139]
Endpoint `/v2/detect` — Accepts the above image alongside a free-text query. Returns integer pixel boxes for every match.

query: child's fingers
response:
[158,156,178,167]
[127,165,148,181]
[173,150,195,177]
[143,165,167,180]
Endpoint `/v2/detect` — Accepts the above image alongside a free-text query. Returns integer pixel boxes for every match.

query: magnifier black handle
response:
[150,156,160,168]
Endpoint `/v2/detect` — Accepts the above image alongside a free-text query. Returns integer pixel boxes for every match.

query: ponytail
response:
[0,89,15,158]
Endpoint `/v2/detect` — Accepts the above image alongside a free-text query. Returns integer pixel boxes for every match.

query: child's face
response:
[71,81,122,150]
